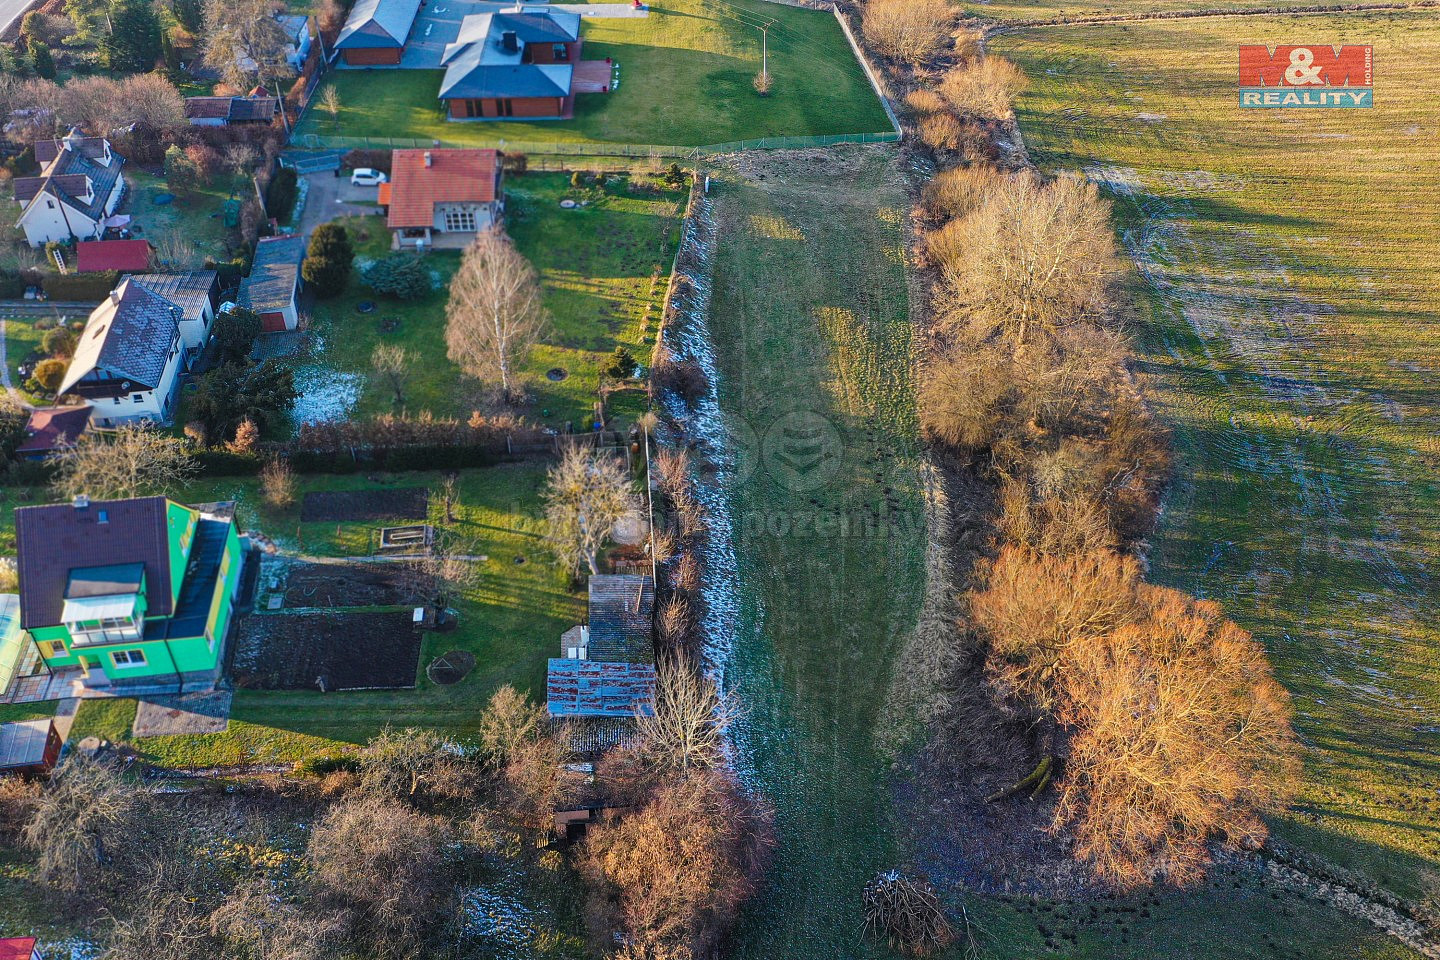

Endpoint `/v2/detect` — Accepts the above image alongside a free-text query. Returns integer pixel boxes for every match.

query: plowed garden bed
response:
[233,611,422,691]
[300,487,429,523]
[281,560,413,608]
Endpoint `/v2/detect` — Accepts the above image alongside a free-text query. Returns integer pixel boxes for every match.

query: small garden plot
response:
[300,487,429,523]
[233,611,421,691]
[281,560,413,608]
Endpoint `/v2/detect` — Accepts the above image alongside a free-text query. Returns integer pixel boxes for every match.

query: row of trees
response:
[905,42,1302,892]
[0,674,768,960]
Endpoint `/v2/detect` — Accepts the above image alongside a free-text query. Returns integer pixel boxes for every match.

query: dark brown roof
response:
[586,575,655,663]
[15,496,180,629]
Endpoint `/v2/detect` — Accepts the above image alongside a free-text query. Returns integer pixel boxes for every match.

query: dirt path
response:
[698,146,927,958]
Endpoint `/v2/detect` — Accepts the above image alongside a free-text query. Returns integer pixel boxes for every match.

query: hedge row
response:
[41,270,119,301]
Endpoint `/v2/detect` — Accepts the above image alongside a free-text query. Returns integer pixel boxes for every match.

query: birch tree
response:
[543,444,632,576]
[445,228,548,402]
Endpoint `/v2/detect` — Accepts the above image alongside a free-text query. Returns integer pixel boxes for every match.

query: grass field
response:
[301,171,681,430]
[296,0,891,147]
[48,461,584,767]
[959,0,1409,23]
[992,5,1440,911]
[703,147,927,957]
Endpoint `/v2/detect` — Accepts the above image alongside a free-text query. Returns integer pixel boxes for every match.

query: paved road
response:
[0,0,37,38]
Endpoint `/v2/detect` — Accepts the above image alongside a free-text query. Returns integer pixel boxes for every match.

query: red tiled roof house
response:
[381,148,504,250]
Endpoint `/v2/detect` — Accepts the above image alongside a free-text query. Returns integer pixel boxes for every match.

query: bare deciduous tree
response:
[357,726,470,802]
[929,171,1120,345]
[1053,586,1300,887]
[861,0,954,66]
[22,758,152,893]
[202,0,294,91]
[636,658,731,773]
[260,458,297,508]
[402,535,479,609]
[151,230,198,270]
[307,794,453,956]
[476,684,546,768]
[970,545,1140,714]
[319,84,342,126]
[445,227,548,402]
[51,425,198,501]
[543,444,634,576]
[208,880,348,960]
[118,73,186,131]
[937,55,1029,119]
[579,767,772,958]
[371,343,410,407]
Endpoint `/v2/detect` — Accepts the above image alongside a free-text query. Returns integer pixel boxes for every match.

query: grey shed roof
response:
[586,575,654,663]
[239,236,305,314]
[336,0,422,48]
[0,719,55,770]
[59,280,180,395]
[130,273,217,322]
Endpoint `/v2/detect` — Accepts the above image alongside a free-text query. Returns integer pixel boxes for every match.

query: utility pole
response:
[760,23,768,82]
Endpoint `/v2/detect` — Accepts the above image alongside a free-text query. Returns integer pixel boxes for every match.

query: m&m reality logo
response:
[1238,44,1373,108]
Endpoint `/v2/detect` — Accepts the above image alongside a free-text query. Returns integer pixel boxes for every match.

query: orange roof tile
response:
[385,149,501,229]
[377,181,391,206]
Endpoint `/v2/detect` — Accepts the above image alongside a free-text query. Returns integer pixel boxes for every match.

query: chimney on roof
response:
[500,30,519,53]
[73,494,89,509]
[424,151,432,168]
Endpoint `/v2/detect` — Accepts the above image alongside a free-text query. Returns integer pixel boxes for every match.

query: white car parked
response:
[350,168,388,187]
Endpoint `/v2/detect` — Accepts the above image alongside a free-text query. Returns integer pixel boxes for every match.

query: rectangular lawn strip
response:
[124,169,242,270]
[703,147,927,958]
[0,701,57,724]
[993,9,1440,905]
[58,461,581,767]
[304,174,681,429]
[295,0,890,147]
[0,315,54,405]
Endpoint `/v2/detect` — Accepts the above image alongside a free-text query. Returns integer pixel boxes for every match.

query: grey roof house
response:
[59,279,186,427]
[238,235,306,332]
[12,129,126,247]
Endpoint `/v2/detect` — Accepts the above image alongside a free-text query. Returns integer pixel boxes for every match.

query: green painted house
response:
[12,496,245,694]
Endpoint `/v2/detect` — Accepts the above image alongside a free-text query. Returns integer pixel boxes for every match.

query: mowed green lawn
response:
[706,147,927,958]
[295,0,891,147]
[58,462,584,767]
[994,9,1440,908]
[303,171,681,430]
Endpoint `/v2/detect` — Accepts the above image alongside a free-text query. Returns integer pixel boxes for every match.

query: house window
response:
[553,43,570,61]
[40,639,66,658]
[133,394,143,403]
[496,98,514,117]
[443,208,477,232]
[111,648,147,668]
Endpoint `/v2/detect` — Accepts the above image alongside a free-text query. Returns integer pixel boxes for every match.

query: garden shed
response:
[0,719,63,776]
